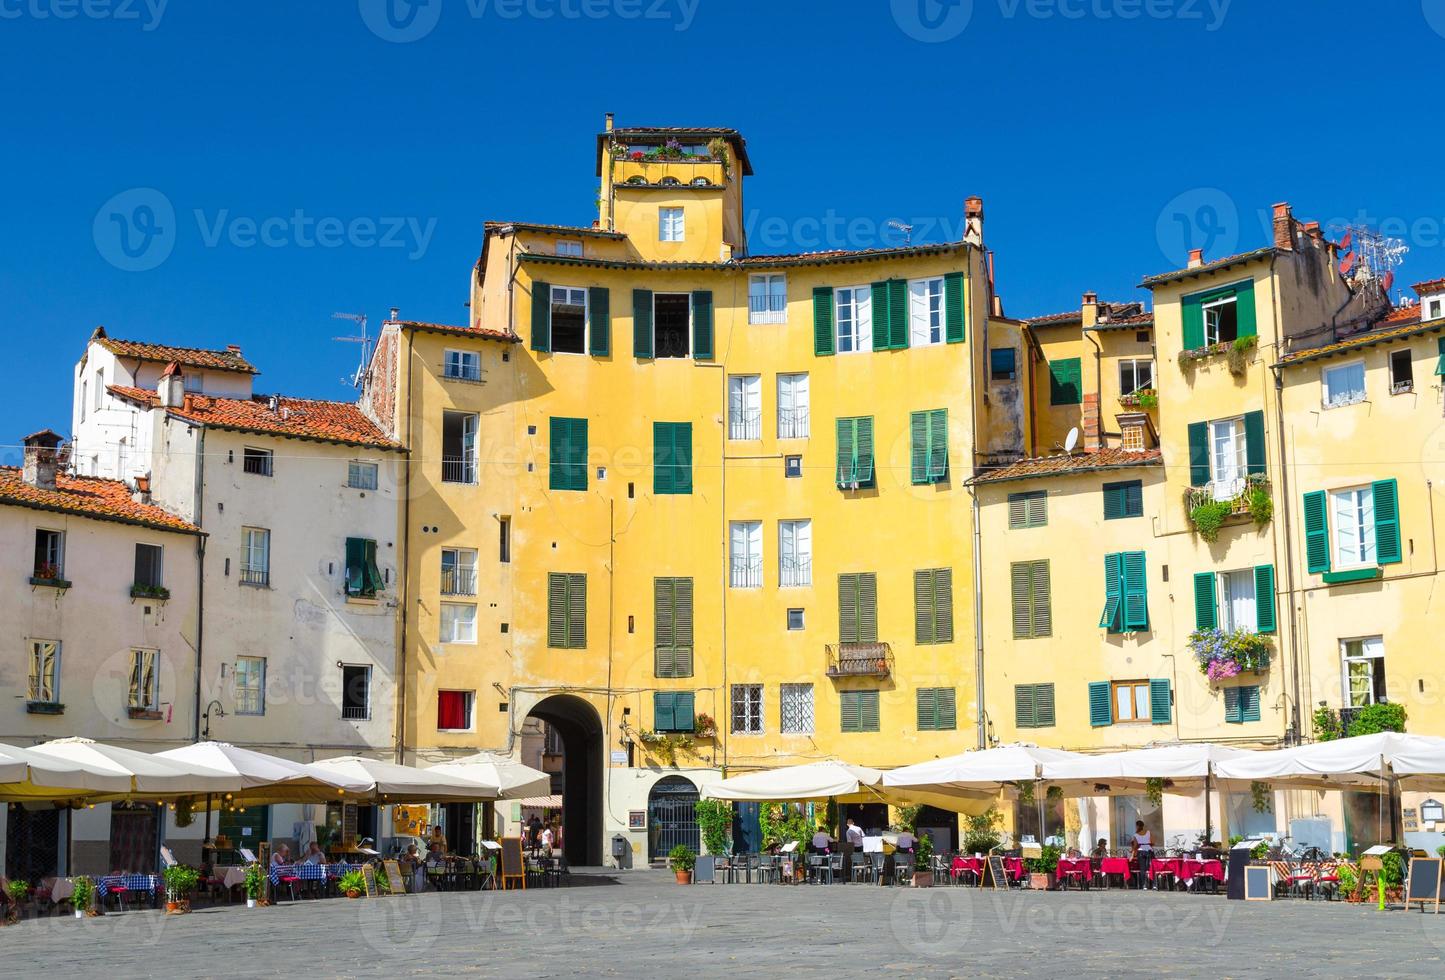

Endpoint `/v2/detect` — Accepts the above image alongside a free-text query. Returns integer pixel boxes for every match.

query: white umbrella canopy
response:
[1041,743,1249,797]
[883,744,1086,792]
[1213,732,1403,790]
[0,741,135,801]
[1379,733,1445,791]
[26,737,238,797]
[703,761,886,802]
[428,752,551,800]
[155,742,374,804]
[304,756,499,803]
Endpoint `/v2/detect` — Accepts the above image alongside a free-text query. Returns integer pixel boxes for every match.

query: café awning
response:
[1213,731,1445,791]
[702,760,994,814]
[156,742,373,804]
[305,756,500,803]
[1041,743,1248,796]
[884,744,1086,793]
[428,752,551,801]
[0,741,134,801]
[26,737,237,798]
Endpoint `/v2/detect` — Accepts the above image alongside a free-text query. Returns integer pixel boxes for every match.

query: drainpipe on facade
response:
[1266,253,1303,743]
[970,484,986,750]
[396,333,415,764]
[192,427,206,743]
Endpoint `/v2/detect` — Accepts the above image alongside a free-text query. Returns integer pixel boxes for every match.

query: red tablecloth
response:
[1179,859,1225,883]
[1099,857,1132,877]
[951,856,1026,881]
[1056,858,1093,882]
[1148,858,1182,881]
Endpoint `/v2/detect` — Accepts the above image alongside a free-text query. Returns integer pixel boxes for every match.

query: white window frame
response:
[28,639,60,704]
[234,656,266,716]
[347,460,379,490]
[242,446,274,477]
[441,548,478,597]
[728,375,762,441]
[80,380,87,422]
[786,608,805,631]
[440,602,478,645]
[128,648,160,711]
[748,273,787,324]
[241,527,271,586]
[34,528,64,579]
[729,520,763,589]
[1119,358,1155,395]
[1330,485,1376,569]
[443,348,482,382]
[442,410,480,484]
[1217,569,1257,633]
[659,207,685,242]
[1202,295,1237,346]
[731,683,764,735]
[1208,417,1246,501]
[1341,636,1385,707]
[1389,348,1414,395]
[1428,298,1443,322]
[780,682,814,734]
[835,285,873,354]
[778,519,812,587]
[909,276,945,347]
[550,285,589,355]
[777,372,810,439]
[555,239,583,257]
[1322,359,1367,409]
[94,369,104,411]
[438,690,476,732]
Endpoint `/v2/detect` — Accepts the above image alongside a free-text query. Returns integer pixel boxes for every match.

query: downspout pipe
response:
[1267,252,1304,743]
[970,483,986,750]
[396,334,415,764]
[192,425,206,743]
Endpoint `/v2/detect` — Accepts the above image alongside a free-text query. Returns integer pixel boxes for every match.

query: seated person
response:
[270,844,292,868]
[1091,838,1109,858]
[427,826,448,858]
[301,842,327,866]
[895,830,917,852]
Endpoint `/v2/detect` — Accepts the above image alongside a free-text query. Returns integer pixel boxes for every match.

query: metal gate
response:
[647,776,699,862]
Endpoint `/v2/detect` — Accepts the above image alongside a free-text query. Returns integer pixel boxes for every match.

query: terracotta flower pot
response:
[674,871,692,884]
[912,872,933,888]
[165,901,180,914]
[346,890,362,899]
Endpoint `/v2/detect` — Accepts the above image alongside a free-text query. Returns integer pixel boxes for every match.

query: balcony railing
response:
[1185,475,1269,517]
[240,566,269,587]
[444,362,483,382]
[443,456,478,484]
[748,296,787,324]
[441,566,477,596]
[779,557,812,588]
[730,558,763,589]
[778,409,809,440]
[826,642,893,679]
[341,704,370,721]
[729,410,761,441]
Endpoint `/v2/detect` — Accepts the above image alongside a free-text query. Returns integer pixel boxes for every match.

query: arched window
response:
[625,175,646,185]
[660,176,681,187]
[691,177,711,186]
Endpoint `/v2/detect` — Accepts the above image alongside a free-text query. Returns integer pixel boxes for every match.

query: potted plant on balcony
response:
[693,713,717,739]
[29,563,70,588]
[130,582,171,600]
[1026,844,1061,891]
[1190,628,1271,681]
[163,864,199,913]
[669,844,696,884]
[912,832,935,888]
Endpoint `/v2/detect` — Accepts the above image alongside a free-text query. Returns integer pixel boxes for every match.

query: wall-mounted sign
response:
[628,810,646,830]
[610,750,628,765]
[1422,799,1445,823]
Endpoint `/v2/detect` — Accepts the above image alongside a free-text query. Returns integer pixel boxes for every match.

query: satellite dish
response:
[1064,428,1080,454]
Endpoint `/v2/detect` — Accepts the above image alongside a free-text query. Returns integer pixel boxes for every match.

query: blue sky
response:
[5,0,1445,458]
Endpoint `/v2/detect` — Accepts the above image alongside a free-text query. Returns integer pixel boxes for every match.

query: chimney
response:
[1081,291,1100,329]
[1303,221,1324,243]
[1272,202,1295,251]
[1081,393,1102,451]
[22,430,64,491]
[225,344,242,355]
[389,307,400,323]
[964,196,985,247]
[1188,249,1205,268]
[158,362,185,407]
[604,112,614,132]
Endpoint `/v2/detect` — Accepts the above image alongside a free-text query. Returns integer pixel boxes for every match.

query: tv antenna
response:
[1334,223,1408,297]
[886,220,914,246]
[332,312,371,389]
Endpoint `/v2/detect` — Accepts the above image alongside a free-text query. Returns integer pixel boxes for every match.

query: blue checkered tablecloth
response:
[269,862,361,886]
[96,874,160,897]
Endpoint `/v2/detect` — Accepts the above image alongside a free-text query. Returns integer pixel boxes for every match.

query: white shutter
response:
[909,280,930,347]
[855,289,872,350]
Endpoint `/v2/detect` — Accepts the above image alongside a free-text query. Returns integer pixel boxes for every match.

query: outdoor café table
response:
[1098,857,1132,887]
[1178,859,1225,891]
[952,856,1026,886]
[96,874,160,906]
[1148,858,1183,889]
[215,865,249,889]
[1056,857,1093,886]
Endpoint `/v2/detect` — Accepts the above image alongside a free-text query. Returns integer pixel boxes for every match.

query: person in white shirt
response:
[1131,821,1154,889]
[844,818,864,848]
[811,829,833,854]
[269,844,291,868]
[541,826,555,854]
[895,831,917,853]
[301,842,326,866]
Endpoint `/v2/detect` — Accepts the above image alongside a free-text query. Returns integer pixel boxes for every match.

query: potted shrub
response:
[4,879,27,923]
[912,833,935,888]
[1338,864,1363,903]
[243,863,265,908]
[1027,844,1061,891]
[338,869,366,898]
[1380,852,1406,905]
[163,864,199,913]
[669,844,696,884]
[70,876,94,918]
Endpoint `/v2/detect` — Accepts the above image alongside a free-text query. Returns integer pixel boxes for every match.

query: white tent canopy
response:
[1380,733,1445,791]
[26,737,237,797]
[884,744,1086,793]
[1041,743,1249,796]
[0,741,135,801]
[1213,731,1445,791]
[305,756,499,803]
[428,752,551,801]
[703,762,886,802]
[156,742,374,804]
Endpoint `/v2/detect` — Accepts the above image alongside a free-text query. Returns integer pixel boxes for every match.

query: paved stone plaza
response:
[5,871,1445,977]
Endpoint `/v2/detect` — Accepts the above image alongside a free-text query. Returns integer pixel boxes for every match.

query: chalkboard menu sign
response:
[1243,865,1272,901]
[383,860,406,896]
[985,855,1009,891]
[1407,857,1442,913]
[499,837,526,890]
[362,864,378,898]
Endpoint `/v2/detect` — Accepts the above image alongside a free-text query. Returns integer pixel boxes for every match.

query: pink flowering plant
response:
[1190,628,1271,681]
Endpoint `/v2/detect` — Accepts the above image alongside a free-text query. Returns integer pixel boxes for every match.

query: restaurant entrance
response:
[526,694,604,866]
[110,802,159,873]
[6,805,61,883]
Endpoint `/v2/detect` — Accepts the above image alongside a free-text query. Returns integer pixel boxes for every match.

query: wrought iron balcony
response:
[826,642,893,679]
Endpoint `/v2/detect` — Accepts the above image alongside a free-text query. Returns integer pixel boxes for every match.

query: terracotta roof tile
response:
[95,332,257,374]
[394,320,516,343]
[969,447,1164,485]
[0,468,200,534]
[108,386,401,450]
[1277,309,1443,366]
[1140,247,1277,288]
[1412,277,1445,296]
[484,221,627,240]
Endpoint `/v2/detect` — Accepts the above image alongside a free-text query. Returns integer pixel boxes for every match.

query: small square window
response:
[347,461,379,490]
[242,446,273,477]
[784,455,802,478]
[786,608,804,631]
[555,240,583,257]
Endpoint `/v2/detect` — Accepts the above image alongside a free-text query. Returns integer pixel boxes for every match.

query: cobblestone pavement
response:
[6,871,1445,977]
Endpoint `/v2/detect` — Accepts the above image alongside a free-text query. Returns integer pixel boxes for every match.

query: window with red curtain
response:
[438,691,470,730]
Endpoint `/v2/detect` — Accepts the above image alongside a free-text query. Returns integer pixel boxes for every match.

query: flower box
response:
[127,708,164,721]
[29,576,72,590]
[25,701,64,716]
[130,584,171,601]
[1190,628,1271,681]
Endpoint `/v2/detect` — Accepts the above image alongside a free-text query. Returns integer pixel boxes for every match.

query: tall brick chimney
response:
[22,429,64,490]
[1081,291,1100,329]
[1188,248,1205,268]
[964,196,984,247]
[1273,202,1296,251]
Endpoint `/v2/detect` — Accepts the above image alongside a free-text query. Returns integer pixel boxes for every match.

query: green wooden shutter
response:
[1187,422,1211,487]
[1008,491,1046,529]
[567,573,587,649]
[1303,491,1331,573]
[1123,551,1148,631]
[345,537,365,595]
[838,574,859,644]
[653,422,693,496]
[1243,410,1266,476]
[937,688,956,730]
[916,688,936,730]
[1031,561,1051,637]
[531,280,552,352]
[870,282,889,352]
[1241,685,1261,722]
[914,569,933,644]
[835,418,856,486]
[1100,553,1123,631]
[1372,478,1401,564]
[858,572,878,643]
[1049,358,1082,405]
[654,692,675,733]
[1150,678,1171,724]
[855,418,875,484]
[362,539,383,594]
[1104,481,1142,520]
[813,286,835,356]
[549,417,587,491]
[1088,681,1112,727]
[676,692,695,731]
[691,290,714,360]
[1015,684,1036,728]
[1181,293,1204,350]
[1035,684,1055,727]
[633,289,654,358]
[1011,563,1033,639]
[1254,565,1277,634]
[944,271,965,343]
[588,286,610,356]
[655,578,674,677]
[1223,686,1241,724]
[935,567,953,643]
[888,279,908,349]
[909,412,928,485]
[1436,337,1445,376]
[928,410,948,481]
[860,690,879,731]
[1193,572,1218,630]
[547,573,568,648]
[1235,280,1258,338]
[675,578,694,676]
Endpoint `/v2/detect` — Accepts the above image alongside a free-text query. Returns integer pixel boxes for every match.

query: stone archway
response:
[526,694,604,867]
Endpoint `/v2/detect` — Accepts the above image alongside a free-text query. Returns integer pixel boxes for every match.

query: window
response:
[1223,685,1261,724]
[654,577,694,678]
[913,568,954,644]
[728,375,762,440]
[341,664,371,720]
[749,273,787,324]
[441,548,478,596]
[1099,551,1148,633]
[1202,294,1239,345]
[1208,417,1246,500]
[440,602,477,644]
[498,516,511,563]
[133,543,163,590]
[916,687,957,731]
[1049,357,1082,405]
[1194,565,1276,634]
[1429,298,1444,321]
[990,348,1017,380]
[777,373,810,439]
[1113,680,1152,723]
[1010,560,1051,638]
[837,572,878,644]
[242,446,273,477]
[1341,636,1386,707]
[653,293,692,358]
[27,640,60,704]
[659,207,685,242]
[784,455,803,478]
[835,416,875,488]
[840,690,880,733]
[80,380,87,423]
[441,411,479,484]
[546,573,587,649]
[779,519,812,587]
[1119,358,1154,395]
[555,239,583,257]
[344,537,383,598]
[1102,480,1143,520]
[786,608,805,631]
[347,460,379,490]
[234,656,265,715]
[1007,491,1047,529]
[653,691,695,733]
[731,684,764,734]
[33,528,64,579]
[549,416,588,491]
[438,690,475,731]
[1331,486,1376,568]
[909,276,945,347]
[780,683,813,733]
[1390,349,1414,394]
[1217,569,1257,632]
[443,349,482,381]
[1121,423,1147,451]
[550,286,588,354]
[128,649,159,711]
[653,421,692,494]
[835,286,873,353]
[1014,683,1055,729]
[1322,361,1367,409]
[730,520,763,588]
[1305,480,1400,576]
[909,409,948,484]
[94,369,104,411]
[241,527,270,587]
[1088,679,1170,726]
